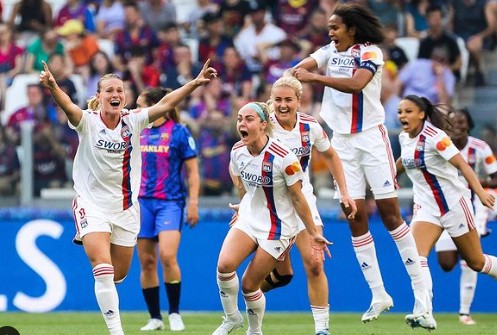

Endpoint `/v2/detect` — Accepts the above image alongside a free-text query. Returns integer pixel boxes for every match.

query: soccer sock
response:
[142,286,162,320]
[243,289,265,334]
[419,256,433,312]
[165,281,181,314]
[480,254,497,279]
[352,232,388,300]
[93,264,123,335]
[459,260,477,315]
[311,305,329,333]
[217,271,240,318]
[389,222,426,312]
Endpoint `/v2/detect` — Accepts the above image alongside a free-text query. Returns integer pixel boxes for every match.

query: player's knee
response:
[465,258,485,272]
[265,269,293,289]
[306,262,324,278]
[114,275,127,284]
[438,259,456,272]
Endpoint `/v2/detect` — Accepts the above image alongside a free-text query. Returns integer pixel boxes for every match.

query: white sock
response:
[243,290,265,334]
[459,260,477,315]
[93,264,123,335]
[217,271,240,318]
[352,232,388,300]
[419,256,433,312]
[389,222,427,313]
[480,254,497,279]
[311,305,329,333]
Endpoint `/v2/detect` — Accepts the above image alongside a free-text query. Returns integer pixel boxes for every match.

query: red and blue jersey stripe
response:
[261,151,281,240]
[416,134,449,215]
[121,119,133,210]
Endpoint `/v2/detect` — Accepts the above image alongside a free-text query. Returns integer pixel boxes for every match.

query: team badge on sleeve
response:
[436,137,452,151]
[285,161,301,175]
[361,51,378,61]
[485,155,496,164]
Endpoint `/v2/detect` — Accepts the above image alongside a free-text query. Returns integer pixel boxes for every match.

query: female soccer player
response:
[434,107,497,325]
[136,87,200,331]
[396,95,497,330]
[39,60,216,335]
[287,3,429,322]
[259,76,356,335]
[213,102,331,335]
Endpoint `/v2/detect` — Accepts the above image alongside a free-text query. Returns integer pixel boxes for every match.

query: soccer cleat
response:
[140,318,165,331]
[459,314,476,325]
[169,313,185,331]
[361,295,394,322]
[245,331,263,335]
[405,312,437,331]
[212,312,244,335]
[72,233,83,245]
[315,330,330,335]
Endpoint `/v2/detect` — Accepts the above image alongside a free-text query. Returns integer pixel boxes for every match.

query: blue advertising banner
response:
[1,208,496,313]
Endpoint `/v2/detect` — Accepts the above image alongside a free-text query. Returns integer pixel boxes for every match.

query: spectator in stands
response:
[32,122,69,197]
[0,124,20,196]
[198,10,233,64]
[449,0,497,86]
[213,46,252,106]
[263,38,302,86]
[366,0,406,34]
[298,7,331,53]
[138,0,177,33]
[180,0,219,39]
[8,0,52,41]
[233,0,286,74]
[219,0,251,38]
[188,76,232,120]
[418,4,461,79]
[52,105,79,180]
[113,1,159,72]
[197,109,236,196]
[0,23,24,110]
[272,0,319,36]
[85,51,116,101]
[24,27,64,73]
[6,83,52,144]
[95,0,125,40]
[55,0,96,33]
[57,19,100,76]
[46,53,79,107]
[405,0,430,38]
[398,46,456,104]
[382,24,409,70]
[124,46,161,93]
[154,23,182,71]
[162,44,202,90]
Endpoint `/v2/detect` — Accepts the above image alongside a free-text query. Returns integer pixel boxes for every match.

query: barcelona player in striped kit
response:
[287,3,429,323]
[212,102,331,335]
[396,95,497,330]
[136,88,200,332]
[433,107,497,325]
[39,59,216,335]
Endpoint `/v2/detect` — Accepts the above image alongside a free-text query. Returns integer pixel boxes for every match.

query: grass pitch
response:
[1,312,496,334]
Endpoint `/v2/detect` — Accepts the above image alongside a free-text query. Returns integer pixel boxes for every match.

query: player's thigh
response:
[111,244,135,279]
[411,220,443,256]
[242,247,279,292]
[453,230,485,268]
[217,226,257,272]
[136,238,158,268]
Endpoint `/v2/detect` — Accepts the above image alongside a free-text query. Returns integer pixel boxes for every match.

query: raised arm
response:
[39,61,83,126]
[148,59,217,123]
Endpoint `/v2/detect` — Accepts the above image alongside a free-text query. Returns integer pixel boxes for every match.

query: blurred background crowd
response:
[1,0,497,202]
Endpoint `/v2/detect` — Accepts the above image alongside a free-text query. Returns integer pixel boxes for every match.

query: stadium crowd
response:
[0,0,497,198]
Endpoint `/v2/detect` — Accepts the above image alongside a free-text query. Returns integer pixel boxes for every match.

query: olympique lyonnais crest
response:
[351,47,360,59]
[301,131,310,142]
[121,124,131,139]
[416,141,425,152]
[262,162,272,173]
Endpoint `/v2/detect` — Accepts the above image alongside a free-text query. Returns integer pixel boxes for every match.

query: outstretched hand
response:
[39,61,57,89]
[310,234,332,262]
[341,195,358,220]
[195,59,218,85]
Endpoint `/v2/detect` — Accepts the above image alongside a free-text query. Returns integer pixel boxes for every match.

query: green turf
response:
[0,312,496,334]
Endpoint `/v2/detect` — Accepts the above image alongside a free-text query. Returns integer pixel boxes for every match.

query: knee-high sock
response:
[311,305,329,333]
[389,222,427,313]
[165,281,181,314]
[481,254,497,279]
[459,260,477,315]
[419,256,433,312]
[217,271,240,318]
[243,290,265,334]
[352,232,387,300]
[93,264,123,335]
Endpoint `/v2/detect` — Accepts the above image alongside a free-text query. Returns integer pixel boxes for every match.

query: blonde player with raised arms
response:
[39,60,216,335]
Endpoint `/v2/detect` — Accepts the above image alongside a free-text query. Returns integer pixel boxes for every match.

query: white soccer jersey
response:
[399,121,470,216]
[230,137,305,240]
[459,136,497,186]
[311,42,385,135]
[70,108,150,213]
[270,112,330,195]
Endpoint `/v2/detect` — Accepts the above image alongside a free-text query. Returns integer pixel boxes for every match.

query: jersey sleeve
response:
[432,130,459,161]
[68,109,88,132]
[281,151,305,187]
[359,44,384,75]
[178,126,198,160]
[481,143,497,175]
[310,122,331,152]
[230,149,240,177]
[127,107,150,131]
[310,43,333,70]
